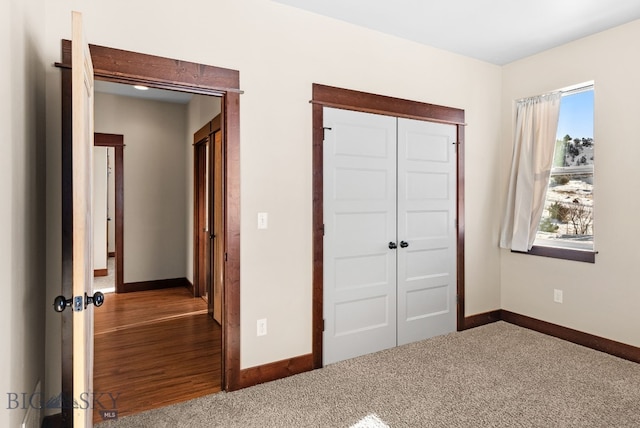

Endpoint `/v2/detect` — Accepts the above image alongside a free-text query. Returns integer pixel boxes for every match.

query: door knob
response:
[53,296,73,313]
[400,241,409,248]
[86,291,105,308]
[388,242,397,249]
[53,291,105,312]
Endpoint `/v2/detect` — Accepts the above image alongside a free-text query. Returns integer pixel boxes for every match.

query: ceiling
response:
[272,0,640,65]
[94,80,193,104]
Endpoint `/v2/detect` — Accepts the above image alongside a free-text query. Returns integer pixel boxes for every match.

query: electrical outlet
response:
[554,289,563,303]
[257,318,267,336]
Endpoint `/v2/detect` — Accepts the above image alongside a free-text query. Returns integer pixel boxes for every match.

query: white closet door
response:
[323,107,398,365]
[396,118,457,346]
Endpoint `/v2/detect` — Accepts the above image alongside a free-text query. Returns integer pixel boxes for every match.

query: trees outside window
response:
[534,87,594,253]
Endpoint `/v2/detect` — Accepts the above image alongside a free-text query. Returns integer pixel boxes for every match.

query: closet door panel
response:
[397,118,457,346]
[323,107,398,365]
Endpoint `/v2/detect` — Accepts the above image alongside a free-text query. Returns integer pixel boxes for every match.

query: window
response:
[532,85,594,261]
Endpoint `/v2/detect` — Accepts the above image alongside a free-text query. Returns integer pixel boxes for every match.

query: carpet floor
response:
[97,321,640,427]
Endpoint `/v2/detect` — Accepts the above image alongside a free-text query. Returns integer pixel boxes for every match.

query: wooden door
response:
[212,129,224,323]
[71,10,96,428]
[193,116,224,322]
[194,131,210,299]
[322,107,398,365]
[396,118,457,346]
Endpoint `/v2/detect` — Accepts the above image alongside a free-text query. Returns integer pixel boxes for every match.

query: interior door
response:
[396,118,457,345]
[212,129,224,323]
[71,10,96,428]
[194,135,209,299]
[323,107,398,365]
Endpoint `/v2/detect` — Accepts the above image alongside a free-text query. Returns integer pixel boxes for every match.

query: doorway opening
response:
[59,40,242,426]
[89,82,223,421]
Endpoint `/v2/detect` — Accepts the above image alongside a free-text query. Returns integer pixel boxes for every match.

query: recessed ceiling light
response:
[133,85,149,91]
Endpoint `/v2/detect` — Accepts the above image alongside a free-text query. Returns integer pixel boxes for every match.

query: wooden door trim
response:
[311,84,466,369]
[193,123,209,299]
[94,133,124,293]
[60,41,242,426]
[310,85,466,125]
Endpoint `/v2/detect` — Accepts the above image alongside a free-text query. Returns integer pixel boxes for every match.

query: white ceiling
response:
[94,80,193,104]
[272,0,640,65]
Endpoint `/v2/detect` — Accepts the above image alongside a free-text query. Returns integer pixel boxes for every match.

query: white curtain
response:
[500,93,561,252]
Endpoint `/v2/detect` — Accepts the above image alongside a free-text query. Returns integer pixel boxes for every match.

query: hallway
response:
[93,287,221,423]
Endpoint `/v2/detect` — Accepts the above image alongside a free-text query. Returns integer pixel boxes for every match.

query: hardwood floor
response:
[93,287,222,423]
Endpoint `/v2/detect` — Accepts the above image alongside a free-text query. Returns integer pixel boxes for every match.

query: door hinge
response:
[322,319,325,332]
[322,127,332,141]
[322,224,325,236]
[224,252,228,262]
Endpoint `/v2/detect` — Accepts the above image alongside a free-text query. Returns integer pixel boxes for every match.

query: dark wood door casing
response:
[59,40,241,426]
[194,122,210,300]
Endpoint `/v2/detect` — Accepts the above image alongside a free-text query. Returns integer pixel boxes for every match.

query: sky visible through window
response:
[535,87,594,252]
[556,89,593,140]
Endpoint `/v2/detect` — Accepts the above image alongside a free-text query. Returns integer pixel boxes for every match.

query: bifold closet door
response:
[323,107,398,366]
[396,118,457,346]
[323,107,457,366]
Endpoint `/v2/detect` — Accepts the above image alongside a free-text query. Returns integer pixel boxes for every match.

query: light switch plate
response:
[258,212,268,229]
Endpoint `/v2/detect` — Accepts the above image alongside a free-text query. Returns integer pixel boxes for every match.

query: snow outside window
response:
[534,86,594,253]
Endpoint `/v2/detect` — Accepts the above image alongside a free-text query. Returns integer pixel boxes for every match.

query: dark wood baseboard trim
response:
[234,353,314,390]
[185,278,195,296]
[463,310,502,330]
[42,413,63,428]
[108,251,116,258]
[94,268,108,277]
[121,277,192,293]
[501,310,640,364]
[463,309,640,365]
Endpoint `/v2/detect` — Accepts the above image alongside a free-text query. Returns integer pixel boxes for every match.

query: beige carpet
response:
[97,322,640,427]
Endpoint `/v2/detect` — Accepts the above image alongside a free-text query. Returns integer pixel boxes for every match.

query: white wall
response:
[185,95,222,284]
[2,0,47,425]
[500,20,640,347]
[1,6,11,423]
[43,0,503,400]
[94,93,188,283]
[93,146,108,271]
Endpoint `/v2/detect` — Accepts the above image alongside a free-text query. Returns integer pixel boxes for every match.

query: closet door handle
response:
[400,241,409,248]
[388,242,397,250]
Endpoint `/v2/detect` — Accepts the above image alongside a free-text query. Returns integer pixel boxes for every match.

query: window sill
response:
[512,245,596,263]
